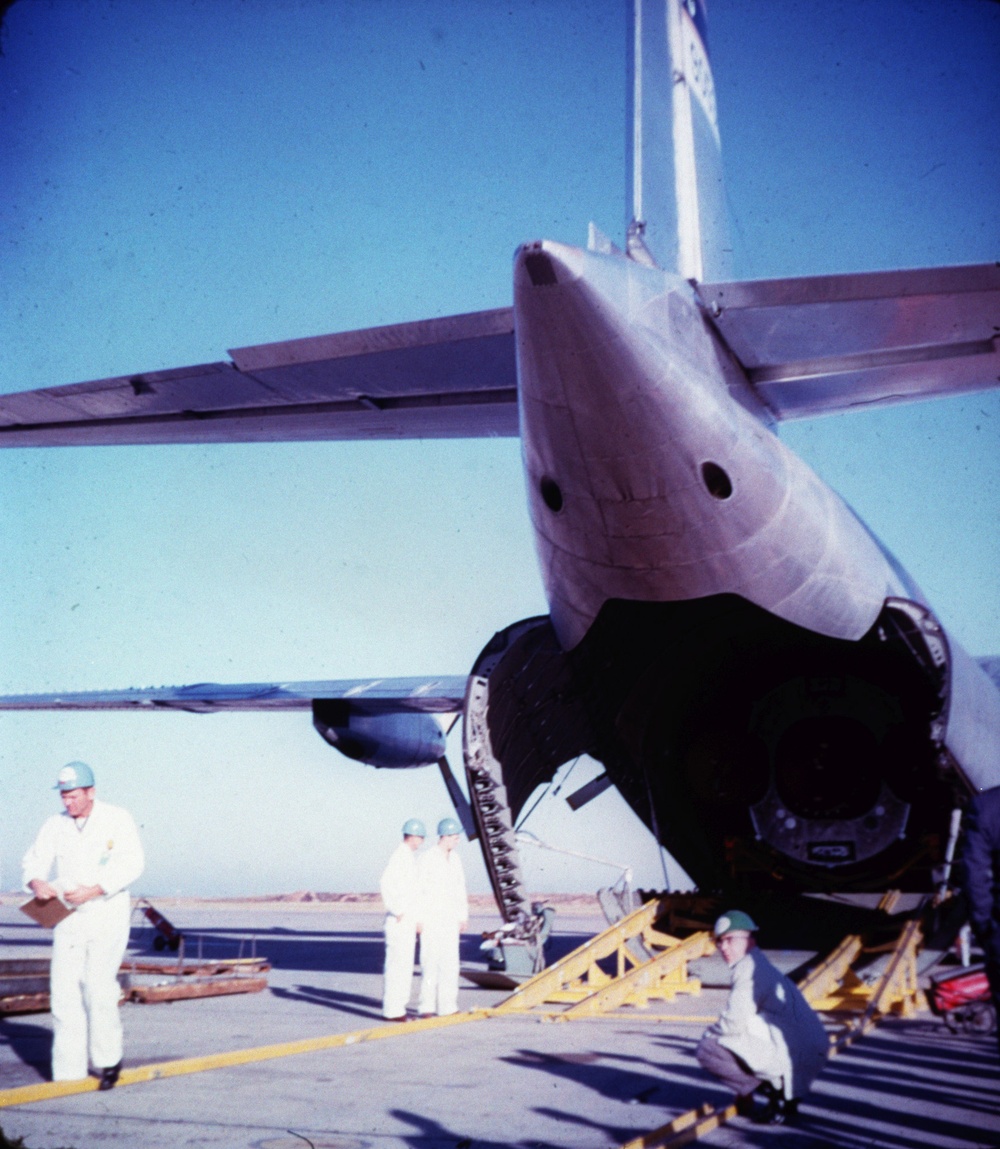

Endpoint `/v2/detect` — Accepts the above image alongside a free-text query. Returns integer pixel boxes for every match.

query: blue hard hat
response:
[402,818,426,838]
[54,761,95,791]
[437,817,462,836]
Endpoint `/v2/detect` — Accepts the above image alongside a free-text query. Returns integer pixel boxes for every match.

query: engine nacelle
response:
[312,700,446,768]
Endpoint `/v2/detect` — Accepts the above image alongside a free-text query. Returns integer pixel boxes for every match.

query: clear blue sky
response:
[1,0,997,897]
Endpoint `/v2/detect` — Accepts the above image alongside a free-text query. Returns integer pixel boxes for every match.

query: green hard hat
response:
[713,910,759,938]
[402,818,426,838]
[437,817,462,836]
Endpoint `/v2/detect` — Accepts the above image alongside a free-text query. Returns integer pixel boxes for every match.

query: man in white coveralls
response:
[379,817,425,1021]
[416,817,468,1017]
[696,911,828,1124]
[22,761,144,1087]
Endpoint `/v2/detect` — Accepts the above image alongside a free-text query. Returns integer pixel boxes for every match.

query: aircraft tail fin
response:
[628,0,729,281]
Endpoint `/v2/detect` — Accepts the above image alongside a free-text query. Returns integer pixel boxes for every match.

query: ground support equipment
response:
[0,961,51,1015]
[494,896,712,1018]
[929,964,996,1034]
[2,949,270,1014]
[135,898,184,951]
[121,956,270,1003]
[0,1010,489,1109]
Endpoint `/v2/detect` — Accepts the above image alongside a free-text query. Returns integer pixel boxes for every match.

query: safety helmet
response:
[713,910,759,939]
[54,761,95,791]
[402,818,426,838]
[437,817,462,836]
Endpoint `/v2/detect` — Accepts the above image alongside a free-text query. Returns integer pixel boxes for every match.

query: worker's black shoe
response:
[734,1093,757,1117]
[98,1062,122,1091]
[384,1015,408,1022]
[748,1084,798,1125]
[769,1097,800,1125]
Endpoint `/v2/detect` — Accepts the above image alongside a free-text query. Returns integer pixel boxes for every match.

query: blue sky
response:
[1,0,998,897]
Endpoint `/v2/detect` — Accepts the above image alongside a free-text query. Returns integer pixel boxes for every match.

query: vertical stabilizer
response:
[628,0,729,281]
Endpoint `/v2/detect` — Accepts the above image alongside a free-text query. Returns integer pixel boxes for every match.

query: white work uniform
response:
[379,840,422,1018]
[711,947,828,1100]
[416,845,467,1017]
[22,799,144,1081]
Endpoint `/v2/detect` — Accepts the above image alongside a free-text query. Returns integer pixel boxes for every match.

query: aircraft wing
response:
[698,263,1000,420]
[0,677,468,715]
[0,309,516,447]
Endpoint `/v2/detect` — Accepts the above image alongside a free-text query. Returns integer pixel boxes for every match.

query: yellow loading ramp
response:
[494,896,714,1018]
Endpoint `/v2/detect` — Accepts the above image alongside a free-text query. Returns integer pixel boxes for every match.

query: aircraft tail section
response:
[627,0,729,281]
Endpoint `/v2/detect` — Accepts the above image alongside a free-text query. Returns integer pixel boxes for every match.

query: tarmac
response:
[0,897,997,1149]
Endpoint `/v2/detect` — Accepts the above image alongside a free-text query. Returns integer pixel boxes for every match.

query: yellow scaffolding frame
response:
[801,917,925,1048]
[494,897,711,1016]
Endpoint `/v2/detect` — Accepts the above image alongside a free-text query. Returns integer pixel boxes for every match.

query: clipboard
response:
[19,896,74,928]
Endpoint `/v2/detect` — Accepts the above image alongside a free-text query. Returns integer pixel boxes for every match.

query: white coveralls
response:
[22,799,144,1081]
[379,841,422,1018]
[708,947,828,1100]
[416,845,468,1017]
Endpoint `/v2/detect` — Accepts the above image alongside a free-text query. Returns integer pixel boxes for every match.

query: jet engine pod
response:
[312,700,446,768]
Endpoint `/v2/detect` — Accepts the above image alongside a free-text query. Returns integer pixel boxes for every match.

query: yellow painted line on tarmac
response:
[0,1009,492,1109]
[518,1012,718,1024]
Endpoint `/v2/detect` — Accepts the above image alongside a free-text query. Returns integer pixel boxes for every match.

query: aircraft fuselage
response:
[511,239,974,891]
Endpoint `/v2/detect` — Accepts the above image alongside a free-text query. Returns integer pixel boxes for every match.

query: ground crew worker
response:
[957,785,1000,1060]
[22,762,144,1087]
[696,911,828,1124]
[379,817,425,1021]
[416,817,468,1017]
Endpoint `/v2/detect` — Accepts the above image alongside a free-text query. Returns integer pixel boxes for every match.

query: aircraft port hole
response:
[540,476,564,513]
[701,461,733,499]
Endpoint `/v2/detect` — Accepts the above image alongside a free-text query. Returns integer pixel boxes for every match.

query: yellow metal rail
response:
[0,1010,489,1109]
[618,1102,737,1149]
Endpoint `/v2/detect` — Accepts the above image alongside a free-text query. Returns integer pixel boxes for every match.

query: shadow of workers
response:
[0,1015,54,1081]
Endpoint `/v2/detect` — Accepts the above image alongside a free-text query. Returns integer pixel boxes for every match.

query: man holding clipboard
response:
[22,761,144,1087]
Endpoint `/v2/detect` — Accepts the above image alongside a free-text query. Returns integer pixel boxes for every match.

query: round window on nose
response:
[701,462,733,500]
[540,475,564,513]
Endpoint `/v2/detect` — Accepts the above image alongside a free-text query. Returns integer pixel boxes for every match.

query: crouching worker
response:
[696,911,828,1124]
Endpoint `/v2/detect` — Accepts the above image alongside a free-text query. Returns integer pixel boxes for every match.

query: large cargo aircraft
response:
[2,1,998,920]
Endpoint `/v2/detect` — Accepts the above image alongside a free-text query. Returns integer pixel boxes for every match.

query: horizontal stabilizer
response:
[0,310,516,447]
[698,263,1000,420]
[0,677,467,715]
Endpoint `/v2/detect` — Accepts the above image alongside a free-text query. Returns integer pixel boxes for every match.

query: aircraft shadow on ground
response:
[125,925,597,976]
[389,1105,564,1149]
[803,1026,1000,1147]
[498,1041,712,1143]
[269,983,383,1020]
[129,925,386,974]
